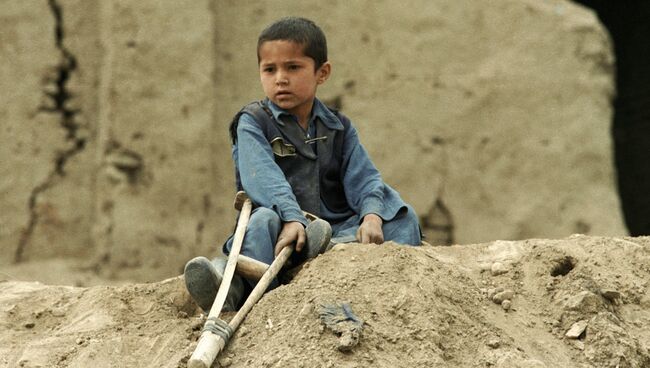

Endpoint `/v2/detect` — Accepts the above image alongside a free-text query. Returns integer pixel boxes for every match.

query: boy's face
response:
[258,40,330,120]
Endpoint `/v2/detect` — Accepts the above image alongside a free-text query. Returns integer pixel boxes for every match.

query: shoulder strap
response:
[229,100,274,144]
[229,99,351,144]
[328,108,351,170]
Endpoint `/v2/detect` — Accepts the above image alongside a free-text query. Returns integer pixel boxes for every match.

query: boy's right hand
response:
[274,221,306,256]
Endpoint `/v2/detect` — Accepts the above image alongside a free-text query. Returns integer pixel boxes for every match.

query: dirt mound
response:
[0,277,197,368]
[2,236,650,367]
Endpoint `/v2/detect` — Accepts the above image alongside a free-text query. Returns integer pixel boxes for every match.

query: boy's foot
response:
[303,219,332,259]
[183,256,244,313]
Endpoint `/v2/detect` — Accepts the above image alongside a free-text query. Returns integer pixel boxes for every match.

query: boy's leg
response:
[224,207,281,266]
[330,215,362,245]
[330,205,422,246]
[184,207,281,312]
[381,205,422,245]
[226,207,332,264]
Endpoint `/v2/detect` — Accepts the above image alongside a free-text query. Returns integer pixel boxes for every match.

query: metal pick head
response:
[233,191,249,211]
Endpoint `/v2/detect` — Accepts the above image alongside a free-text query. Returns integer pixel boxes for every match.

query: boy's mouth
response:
[276,90,291,97]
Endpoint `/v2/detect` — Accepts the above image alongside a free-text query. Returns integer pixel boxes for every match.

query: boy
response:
[184,17,421,312]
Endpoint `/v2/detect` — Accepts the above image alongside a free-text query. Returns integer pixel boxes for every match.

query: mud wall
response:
[0,0,626,281]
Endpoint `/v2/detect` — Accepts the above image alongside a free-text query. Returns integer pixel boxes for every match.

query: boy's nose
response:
[276,78,288,86]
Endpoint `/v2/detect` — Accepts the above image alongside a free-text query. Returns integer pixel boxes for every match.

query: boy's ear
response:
[317,61,331,85]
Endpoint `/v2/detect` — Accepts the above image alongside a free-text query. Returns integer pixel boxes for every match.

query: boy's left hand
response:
[357,214,384,244]
[275,221,306,256]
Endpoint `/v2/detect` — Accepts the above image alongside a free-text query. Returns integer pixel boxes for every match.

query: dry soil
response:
[2,236,650,367]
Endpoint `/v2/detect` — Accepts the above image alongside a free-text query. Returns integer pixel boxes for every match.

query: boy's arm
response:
[236,114,309,227]
[340,123,406,223]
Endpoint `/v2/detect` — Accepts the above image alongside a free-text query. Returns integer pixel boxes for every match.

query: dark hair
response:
[257,17,328,70]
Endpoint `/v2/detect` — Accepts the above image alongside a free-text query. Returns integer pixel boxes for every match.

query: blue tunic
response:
[232,98,409,226]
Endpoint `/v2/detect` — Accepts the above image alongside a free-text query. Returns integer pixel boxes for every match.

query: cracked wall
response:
[13,0,96,264]
[0,1,95,265]
[0,0,627,280]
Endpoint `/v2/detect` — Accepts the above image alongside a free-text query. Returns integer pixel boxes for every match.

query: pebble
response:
[50,307,67,317]
[501,300,512,311]
[299,303,313,317]
[565,320,588,339]
[601,289,621,302]
[572,340,585,350]
[332,244,348,252]
[487,338,501,348]
[492,290,514,304]
[190,318,203,331]
[487,288,497,300]
[491,262,510,276]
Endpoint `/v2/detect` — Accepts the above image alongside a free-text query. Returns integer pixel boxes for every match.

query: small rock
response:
[190,318,203,331]
[501,300,512,311]
[492,290,514,304]
[24,322,35,329]
[572,340,585,350]
[239,326,249,337]
[601,289,621,302]
[487,338,501,348]
[491,262,510,276]
[332,243,348,252]
[565,320,588,339]
[564,291,603,313]
[299,303,313,317]
[487,288,497,300]
[76,338,84,345]
[220,357,232,367]
[50,307,67,317]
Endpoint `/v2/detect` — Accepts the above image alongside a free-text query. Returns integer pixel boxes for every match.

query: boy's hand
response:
[356,214,384,244]
[275,221,306,256]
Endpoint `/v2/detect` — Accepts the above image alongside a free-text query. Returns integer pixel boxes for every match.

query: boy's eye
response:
[288,64,300,70]
[262,66,275,73]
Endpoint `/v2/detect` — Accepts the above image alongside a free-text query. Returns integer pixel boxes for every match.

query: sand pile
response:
[2,236,650,368]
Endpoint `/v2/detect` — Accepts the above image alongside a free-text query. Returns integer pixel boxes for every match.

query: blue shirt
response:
[232,97,407,226]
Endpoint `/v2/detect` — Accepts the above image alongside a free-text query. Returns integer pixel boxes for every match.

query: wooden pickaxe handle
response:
[188,245,294,368]
[235,254,269,280]
[189,194,317,368]
[188,191,251,367]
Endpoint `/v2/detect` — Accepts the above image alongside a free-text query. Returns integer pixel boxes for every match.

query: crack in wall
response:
[45,0,86,175]
[14,0,85,263]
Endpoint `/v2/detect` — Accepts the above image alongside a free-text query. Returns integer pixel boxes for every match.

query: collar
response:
[265,97,344,131]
